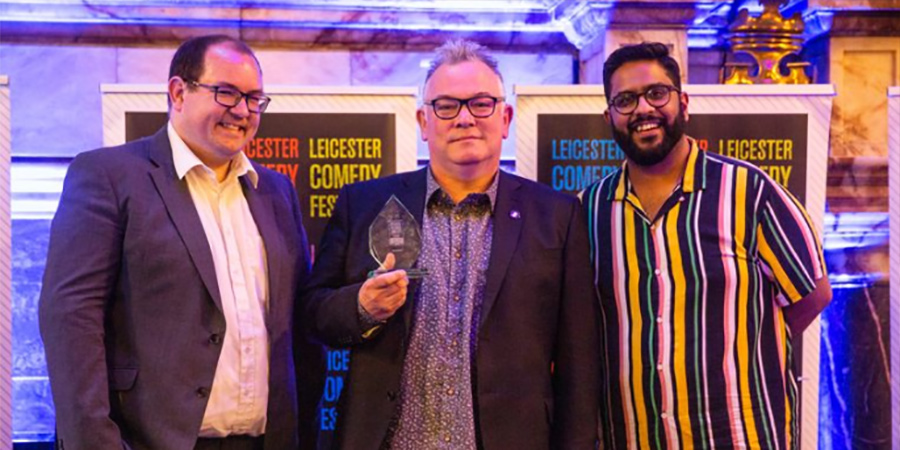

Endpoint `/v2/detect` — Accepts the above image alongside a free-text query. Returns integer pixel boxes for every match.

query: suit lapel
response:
[480,171,522,330]
[242,173,284,325]
[146,129,223,312]
[397,168,428,332]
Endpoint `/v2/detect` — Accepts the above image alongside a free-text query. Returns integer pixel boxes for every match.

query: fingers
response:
[358,266,409,321]
[380,252,396,271]
[369,269,409,288]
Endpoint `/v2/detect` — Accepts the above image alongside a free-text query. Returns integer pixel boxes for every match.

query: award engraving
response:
[368,195,428,278]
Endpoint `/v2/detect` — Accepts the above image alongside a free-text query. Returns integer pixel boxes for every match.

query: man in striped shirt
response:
[583,42,832,449]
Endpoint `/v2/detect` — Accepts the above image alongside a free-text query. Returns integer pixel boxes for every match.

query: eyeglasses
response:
[188,81,271,114]
[427,96,503,120]
[608,84,680,115]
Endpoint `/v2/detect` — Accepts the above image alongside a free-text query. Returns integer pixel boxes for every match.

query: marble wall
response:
[0,43,575,159]
[819,212,892,449]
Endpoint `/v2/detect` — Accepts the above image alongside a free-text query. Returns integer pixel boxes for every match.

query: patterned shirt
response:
[387,169,498,449]
[583,138,826,449]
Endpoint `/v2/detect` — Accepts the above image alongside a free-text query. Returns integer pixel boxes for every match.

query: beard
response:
[612,106,686,167]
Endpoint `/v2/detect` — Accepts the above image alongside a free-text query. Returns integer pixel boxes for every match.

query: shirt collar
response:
[425,166,499,212]
[609,136,706,202]
[167,121,259,189]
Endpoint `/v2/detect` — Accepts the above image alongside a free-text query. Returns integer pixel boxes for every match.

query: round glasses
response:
[189,81,272,114]
[608,84,680,115]
[427,96,503,120]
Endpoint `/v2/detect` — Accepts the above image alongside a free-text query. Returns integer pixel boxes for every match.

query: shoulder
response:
[67,134,160,179]
[703,151,771,183]
[251,161,295,193]
[582,167,622,203]
[502,171,577,205]
[348,169,419,191]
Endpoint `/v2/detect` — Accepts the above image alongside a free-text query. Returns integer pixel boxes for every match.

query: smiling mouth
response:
[219,122,246,133]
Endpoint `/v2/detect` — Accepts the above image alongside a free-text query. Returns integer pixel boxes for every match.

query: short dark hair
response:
[602,42,681,99]
[168,34,261,83]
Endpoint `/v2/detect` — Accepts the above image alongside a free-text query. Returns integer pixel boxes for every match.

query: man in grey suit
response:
[39,35,321,450]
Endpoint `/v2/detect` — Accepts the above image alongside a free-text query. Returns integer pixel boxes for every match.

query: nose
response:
[229,95,252,118]
[454,103,476,127]
[633,93,656,114]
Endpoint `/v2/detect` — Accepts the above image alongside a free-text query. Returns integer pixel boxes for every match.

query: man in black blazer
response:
[304,39,600,450]
[40,35,321,450]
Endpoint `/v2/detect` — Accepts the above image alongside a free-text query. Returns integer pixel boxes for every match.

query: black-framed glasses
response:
[608,84,680,115]
[427,96,504,120]
[188,81,271,114]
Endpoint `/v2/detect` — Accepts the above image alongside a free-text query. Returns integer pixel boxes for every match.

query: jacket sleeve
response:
[302,185,368,348]
[38,152,125,449]
[551,199,601,449]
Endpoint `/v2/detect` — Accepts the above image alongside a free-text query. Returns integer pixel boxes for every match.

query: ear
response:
[416,107,428,142]
[603,109,611,126]
[680,90,690,122]
[168,77,186,112]
[501,103,514,139]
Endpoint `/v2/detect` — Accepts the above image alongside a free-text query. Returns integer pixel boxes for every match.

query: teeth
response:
[635,123,659,132]
[221,123,242,131]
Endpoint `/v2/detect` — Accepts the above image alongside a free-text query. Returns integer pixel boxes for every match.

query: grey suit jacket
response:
[304,168,601,450]
[39,127,320,450]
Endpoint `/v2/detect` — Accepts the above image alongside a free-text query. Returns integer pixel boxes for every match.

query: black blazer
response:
[39,128,322,450]
[304,168,600,450]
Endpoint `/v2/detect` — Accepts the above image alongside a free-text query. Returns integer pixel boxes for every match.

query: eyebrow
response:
[211,82,265,96]
[432,92,497,100]
[614,83,673,96]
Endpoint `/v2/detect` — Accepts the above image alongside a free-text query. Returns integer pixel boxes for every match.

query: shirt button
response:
[454,214,462,222]
[654,269,661,276]
[455,251,462,259]
[447,388,455,395]
[444,435,452,443]
[196,387,209,398]
[453,294,461,302]
[452,340,459,347]
[656,316,663,323]
[661,412,668,419]
[657,364,664,371]
[208,334,222,345]
[679,196,686,202]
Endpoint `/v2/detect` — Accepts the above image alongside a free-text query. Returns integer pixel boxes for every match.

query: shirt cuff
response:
[357,301,386,338]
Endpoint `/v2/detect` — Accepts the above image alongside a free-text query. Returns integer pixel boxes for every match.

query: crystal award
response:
[368,195,428,278]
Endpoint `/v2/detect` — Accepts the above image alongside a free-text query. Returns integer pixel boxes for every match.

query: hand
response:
[358,253,409,322]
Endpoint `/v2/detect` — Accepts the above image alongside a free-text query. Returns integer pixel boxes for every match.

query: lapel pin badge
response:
[509,210,521,220]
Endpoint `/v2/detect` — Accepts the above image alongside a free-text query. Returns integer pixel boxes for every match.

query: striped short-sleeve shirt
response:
[583,138,826,449]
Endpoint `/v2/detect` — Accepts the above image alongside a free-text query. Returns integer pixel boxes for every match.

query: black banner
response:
[536,113,808,202]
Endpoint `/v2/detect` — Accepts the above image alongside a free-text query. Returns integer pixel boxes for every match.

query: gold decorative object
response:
[722,0,810,84]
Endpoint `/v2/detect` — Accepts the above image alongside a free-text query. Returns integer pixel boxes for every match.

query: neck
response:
[171,119,232,183]
[627,136,691,194]
[430,163,498,204]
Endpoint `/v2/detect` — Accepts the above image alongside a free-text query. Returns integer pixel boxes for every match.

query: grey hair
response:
[424,39,504,87]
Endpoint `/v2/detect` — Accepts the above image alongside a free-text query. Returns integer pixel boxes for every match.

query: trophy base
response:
[367,268,429,279]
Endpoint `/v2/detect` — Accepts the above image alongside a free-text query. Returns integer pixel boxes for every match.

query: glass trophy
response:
[368,195,429,278]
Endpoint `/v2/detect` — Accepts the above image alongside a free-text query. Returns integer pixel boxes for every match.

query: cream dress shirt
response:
[168,123,270,437]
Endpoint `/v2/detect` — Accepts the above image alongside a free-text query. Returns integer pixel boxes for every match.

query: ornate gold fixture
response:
[722,0,810,84]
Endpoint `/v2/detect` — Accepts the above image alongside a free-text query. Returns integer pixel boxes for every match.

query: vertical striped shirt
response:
[583,138,826,449]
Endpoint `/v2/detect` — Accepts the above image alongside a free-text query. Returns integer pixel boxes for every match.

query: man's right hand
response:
[358,253,409,321]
